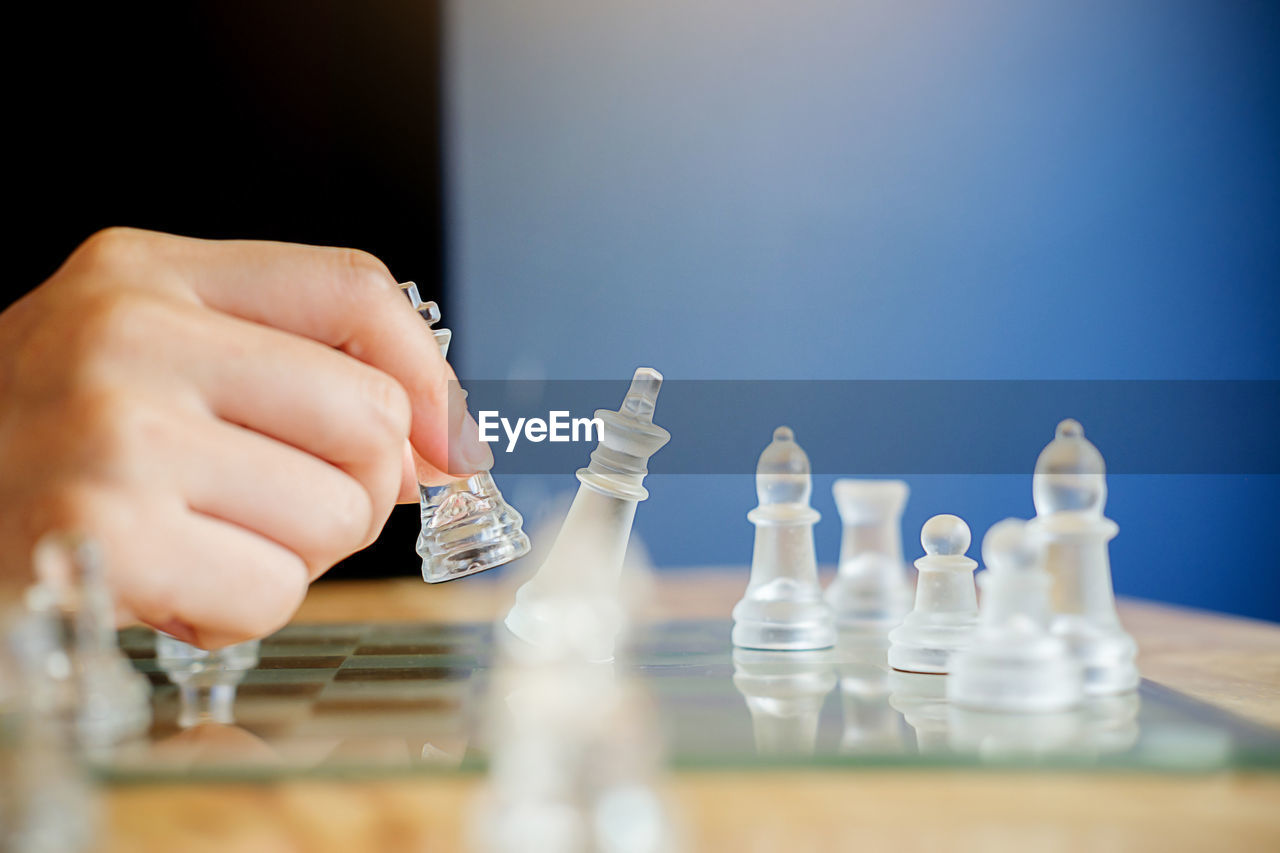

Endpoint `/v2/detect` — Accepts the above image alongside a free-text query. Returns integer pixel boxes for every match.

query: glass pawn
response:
[504,368,670,662]
[887,514,979,674]
[731,427,836,651]
[824,479,912,632]
[947,518,1084,713]
[1030,418,1139,695]
[401,282,530,583]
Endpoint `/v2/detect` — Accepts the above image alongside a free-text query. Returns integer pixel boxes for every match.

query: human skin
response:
[0,228,492,647]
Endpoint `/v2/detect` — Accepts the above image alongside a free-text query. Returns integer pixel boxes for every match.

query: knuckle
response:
[73,227,151,274]
[332,248,395,299]
[71,388,162,471]
[71,289,159,357]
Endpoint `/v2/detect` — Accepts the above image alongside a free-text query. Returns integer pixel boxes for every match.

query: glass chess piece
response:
[475,567,678,853]
[732,648,837,756]
[1030,419,1139,695]
[948,518,1084,713]
[401,282,530,583]
[155,633,261,728]
[887,514,979,674]
[731,427,837,651]
[29,533,152,749]
[824,479,913,633]
[503,368,670,662]
[1,597,98,853]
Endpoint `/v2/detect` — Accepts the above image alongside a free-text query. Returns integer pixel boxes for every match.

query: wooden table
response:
[105,571,1280,853]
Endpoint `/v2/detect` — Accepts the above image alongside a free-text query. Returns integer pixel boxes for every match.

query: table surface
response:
[105,570,1280,853]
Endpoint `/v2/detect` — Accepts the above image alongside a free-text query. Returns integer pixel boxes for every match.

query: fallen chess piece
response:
[731,427,836,651]
[824,479,913,633]
[948,518,1084,713]
[887,514,979,674]
[504,368,670,662]
[401,282,530,583]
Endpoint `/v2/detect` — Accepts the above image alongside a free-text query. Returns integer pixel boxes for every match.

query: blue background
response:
[443,1,1279,620]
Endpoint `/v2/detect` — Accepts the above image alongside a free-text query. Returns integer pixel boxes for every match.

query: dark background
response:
[8,2,444,579]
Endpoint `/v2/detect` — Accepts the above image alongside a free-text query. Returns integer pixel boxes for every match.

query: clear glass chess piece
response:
[401,282,531,583]
[887,514,979,674]
[30,534,152,749]
[1030,419,1139,695]
[475,569,677,853]
[504,368,670,662]
[824,479,912,632]
[1,598,98,853]
[947,518,1084,713]
[155,633,261,728]
[732,648,837,756]
[731,427,837,651]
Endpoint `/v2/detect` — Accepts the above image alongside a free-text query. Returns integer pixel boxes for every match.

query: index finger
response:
[142,232,492,479]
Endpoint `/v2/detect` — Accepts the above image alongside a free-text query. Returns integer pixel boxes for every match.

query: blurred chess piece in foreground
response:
[28,533,151,749]
[474,536,680,853]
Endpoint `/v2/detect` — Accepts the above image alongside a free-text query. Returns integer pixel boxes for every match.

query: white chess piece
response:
[947,518,1084,712]
[887,514,978,674]
[824,479,912,632]
[1030,419,1139,696]
[504,368,670,662]
[731,427,836,651]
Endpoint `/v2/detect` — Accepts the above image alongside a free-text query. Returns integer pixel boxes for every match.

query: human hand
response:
[0,228,492,647]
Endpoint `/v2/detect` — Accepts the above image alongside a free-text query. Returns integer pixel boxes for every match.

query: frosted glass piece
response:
[824,479,912,632]
[1031,419,1139,696]
[887,514,979,674]
[948,518,1084,713]
[731,427,836,651]
[504,369,670,661]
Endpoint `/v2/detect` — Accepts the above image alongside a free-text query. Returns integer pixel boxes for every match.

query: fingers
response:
[144,302,412,541]
[134,231,494,478]
[21,485,308,648]
[174,416,380,580]
[126,508,311,649]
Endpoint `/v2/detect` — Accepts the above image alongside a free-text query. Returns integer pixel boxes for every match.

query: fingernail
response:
[447,382,494,475]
